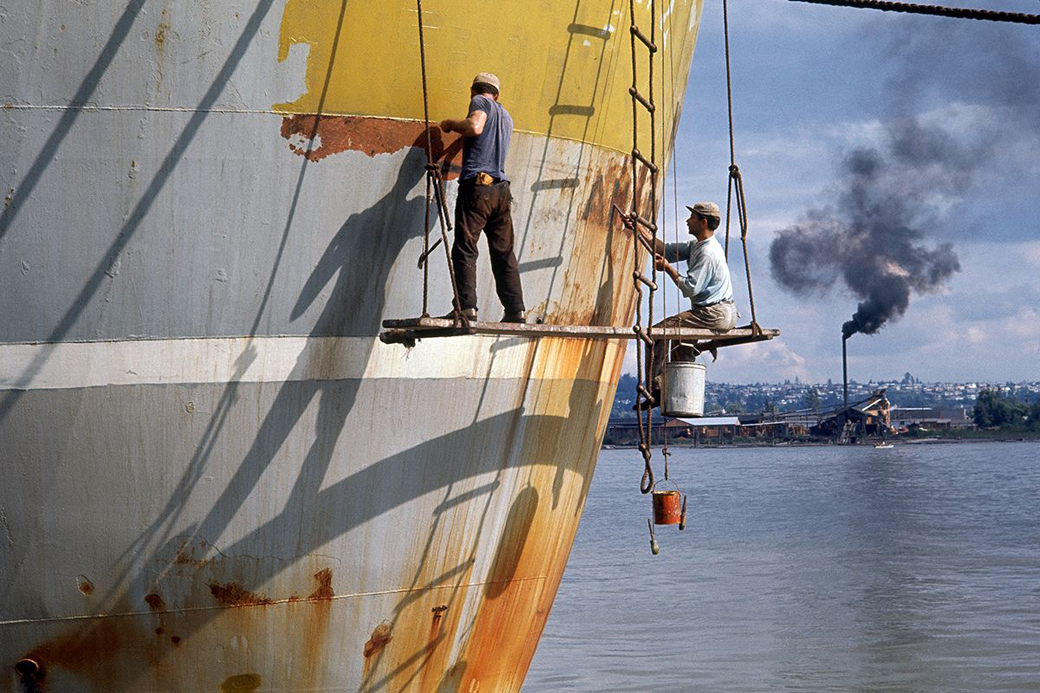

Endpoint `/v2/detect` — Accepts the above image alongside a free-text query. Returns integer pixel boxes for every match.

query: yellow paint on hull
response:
[276,0,703,155]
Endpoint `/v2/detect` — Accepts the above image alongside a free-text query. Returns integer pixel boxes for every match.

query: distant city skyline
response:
[628,1,1040,383]
[612,371,1040,421]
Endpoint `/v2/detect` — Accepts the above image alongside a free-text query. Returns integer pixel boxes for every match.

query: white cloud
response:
[965,325,988,345]
[714,339,811,383]
[1005,307,1040,341]
[1019,241,1040,270]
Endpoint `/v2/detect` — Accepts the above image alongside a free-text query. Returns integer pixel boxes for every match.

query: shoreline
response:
[603,435,1040,450]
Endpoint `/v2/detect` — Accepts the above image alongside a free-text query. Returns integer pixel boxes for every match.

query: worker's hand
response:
[438,119,454,133]
[654,255,678,281]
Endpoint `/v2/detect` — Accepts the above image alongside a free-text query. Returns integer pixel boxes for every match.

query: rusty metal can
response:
[651,483,683,525]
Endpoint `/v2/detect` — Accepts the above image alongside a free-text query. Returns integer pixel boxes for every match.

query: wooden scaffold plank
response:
[379,317,779,346]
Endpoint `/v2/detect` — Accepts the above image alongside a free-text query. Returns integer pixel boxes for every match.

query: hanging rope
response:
[659,1,686,473]
[790,0,1040,24]
[416,0,433,316]
[722,0,735,261]
[415,0,464,321]
[720,0,761,333]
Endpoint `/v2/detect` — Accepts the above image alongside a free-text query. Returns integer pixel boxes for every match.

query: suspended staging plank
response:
[379,317,779,346]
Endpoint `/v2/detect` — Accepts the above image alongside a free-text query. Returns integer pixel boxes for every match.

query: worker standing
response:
[439,72,526,323]
[636,201,736,409]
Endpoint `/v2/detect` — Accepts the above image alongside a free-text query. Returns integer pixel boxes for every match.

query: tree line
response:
[973,388,1040,430]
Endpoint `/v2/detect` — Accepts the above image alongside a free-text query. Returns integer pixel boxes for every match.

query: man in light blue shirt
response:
[636,201,736,409]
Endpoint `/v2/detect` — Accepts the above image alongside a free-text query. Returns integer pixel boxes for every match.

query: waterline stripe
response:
[0,335,622,391]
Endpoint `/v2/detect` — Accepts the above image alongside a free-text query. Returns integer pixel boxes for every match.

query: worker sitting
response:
[438,72,526,323]
[635,201,736,410]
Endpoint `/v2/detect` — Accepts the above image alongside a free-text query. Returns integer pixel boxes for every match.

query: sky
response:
[628,0,1040,384]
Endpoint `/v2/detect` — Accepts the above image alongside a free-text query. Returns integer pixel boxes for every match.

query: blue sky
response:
[634,0,1040,384]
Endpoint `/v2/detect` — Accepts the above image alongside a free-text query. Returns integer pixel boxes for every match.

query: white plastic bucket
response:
[662,361,706,417]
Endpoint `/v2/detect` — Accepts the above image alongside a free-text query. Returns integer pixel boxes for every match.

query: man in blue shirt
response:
[438,72,525,323]
[636,201,736,409]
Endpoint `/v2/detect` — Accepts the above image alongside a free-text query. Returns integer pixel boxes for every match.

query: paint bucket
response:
[662,361,705,417]
[651,480,683,525]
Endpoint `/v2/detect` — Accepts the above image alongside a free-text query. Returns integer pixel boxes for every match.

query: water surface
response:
[525,442,1040,691]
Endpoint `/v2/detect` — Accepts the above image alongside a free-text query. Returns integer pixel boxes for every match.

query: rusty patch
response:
[173,537,210,565]
[219,673,262,692]
[143,593,165,611]
[308,568,334,600]
[363,621,392,658]
[155,23,168,53]
[22,617,134,690]
[154,627,164,636]
[208,582,272,607]
[77,578,94,596]
[170,635,181,646]
[279,114,463,176]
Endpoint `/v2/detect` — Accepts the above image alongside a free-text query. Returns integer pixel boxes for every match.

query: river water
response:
[524,442,1040,692]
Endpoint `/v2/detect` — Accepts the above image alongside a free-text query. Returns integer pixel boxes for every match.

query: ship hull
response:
[0,1,702,690]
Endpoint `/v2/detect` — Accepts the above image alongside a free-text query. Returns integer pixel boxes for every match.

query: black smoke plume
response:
[769,19,1039,339]
[769,122,963,339]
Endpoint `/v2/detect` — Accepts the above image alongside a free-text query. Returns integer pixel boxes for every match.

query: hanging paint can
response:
[662,361,705,417]
[651,480,683,525]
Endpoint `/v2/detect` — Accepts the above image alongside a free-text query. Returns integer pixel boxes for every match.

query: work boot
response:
[501,310,526,324]
[441,307,477,324]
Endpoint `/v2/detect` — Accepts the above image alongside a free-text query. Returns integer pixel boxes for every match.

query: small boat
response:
[874,443,895,449]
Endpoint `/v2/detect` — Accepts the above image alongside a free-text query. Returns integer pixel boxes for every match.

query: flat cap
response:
[472,72,500,91]
[686,201,721,219]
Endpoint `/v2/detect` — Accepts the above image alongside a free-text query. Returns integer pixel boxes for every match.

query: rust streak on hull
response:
[208,582,273,607]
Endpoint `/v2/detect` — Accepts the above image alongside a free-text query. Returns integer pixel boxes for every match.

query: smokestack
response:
[842,333,849,412]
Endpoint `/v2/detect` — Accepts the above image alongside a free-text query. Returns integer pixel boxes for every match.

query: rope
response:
[790,0,1040,24]
[731,164,759,329]
[415,0,464,320]
[722,0,735,261]
[720,0,761,331]
[422,178,431,316]
[660,5,671,461]
[416,0,433,316]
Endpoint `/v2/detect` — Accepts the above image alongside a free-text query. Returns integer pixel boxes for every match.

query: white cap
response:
[686,201,721,219]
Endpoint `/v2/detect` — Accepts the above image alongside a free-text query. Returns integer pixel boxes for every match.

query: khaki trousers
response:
[646,300,737,395]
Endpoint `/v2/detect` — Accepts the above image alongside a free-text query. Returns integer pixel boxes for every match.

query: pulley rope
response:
[417,0,433,316]
[660,2,683,477]
[660,5,672,474]
[415,0,464,320]
[720,0,761,331]
[722,0,735,261]
[789,0,1040,24]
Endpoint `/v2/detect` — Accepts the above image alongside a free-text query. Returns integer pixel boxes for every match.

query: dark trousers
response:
[451,180,525,314]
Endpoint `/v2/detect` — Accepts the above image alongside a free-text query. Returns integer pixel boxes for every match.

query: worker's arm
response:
[439,110,488,137]
[655,255,682,284]
[671,249,714,302]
